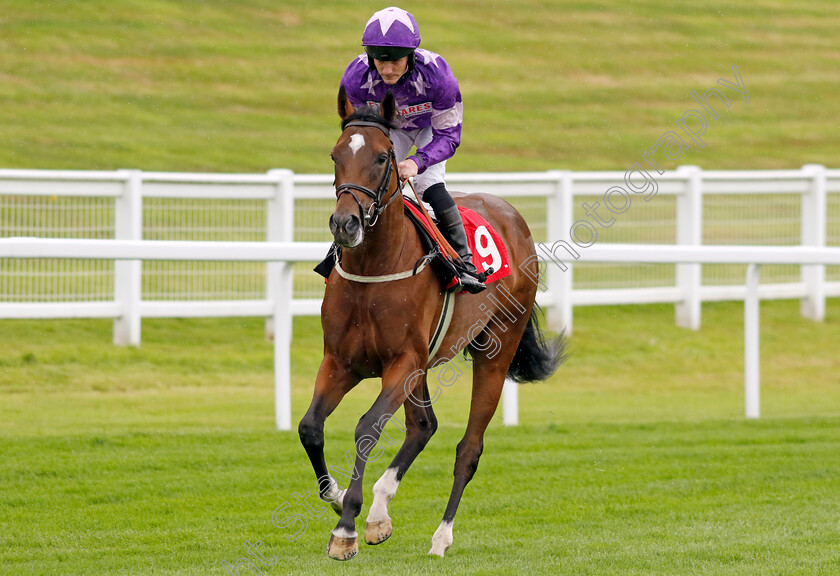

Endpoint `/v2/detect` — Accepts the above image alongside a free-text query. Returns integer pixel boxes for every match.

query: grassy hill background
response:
[1,0,838,173]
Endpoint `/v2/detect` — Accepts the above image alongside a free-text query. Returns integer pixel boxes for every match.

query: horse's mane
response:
[341,105,396,131]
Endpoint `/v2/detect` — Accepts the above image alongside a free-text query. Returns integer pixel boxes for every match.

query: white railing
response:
[0,169,301,343]
[0,237,326,431]
[2,165,838,342]
[563,244,840,419]
[3,238,840,428]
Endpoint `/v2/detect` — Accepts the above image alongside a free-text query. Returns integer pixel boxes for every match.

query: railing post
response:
[266,169,295,431]
[545,170,574,335]
[745,263,762,419]
[265,169,295,341]
[113,170,142,346]
[502,378,519,426]
[273,260,294,431]
[675,165,702,330]
[800,164,826,321]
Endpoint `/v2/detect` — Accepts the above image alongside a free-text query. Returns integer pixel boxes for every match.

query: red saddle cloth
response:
[403,199,511,286]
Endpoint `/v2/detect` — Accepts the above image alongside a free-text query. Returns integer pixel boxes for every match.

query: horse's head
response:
[329,87,401,248]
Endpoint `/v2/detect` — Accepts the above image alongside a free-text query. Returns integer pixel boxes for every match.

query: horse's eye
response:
[330,153,336,163]
[376,154,388,165]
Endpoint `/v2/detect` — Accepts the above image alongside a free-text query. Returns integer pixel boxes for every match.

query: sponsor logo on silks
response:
[400,102,432,117]
[366,101,432,118]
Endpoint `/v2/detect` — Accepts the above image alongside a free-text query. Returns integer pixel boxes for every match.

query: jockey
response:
[340,6,486,294]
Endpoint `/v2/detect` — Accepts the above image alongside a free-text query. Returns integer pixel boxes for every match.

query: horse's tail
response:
[506,304,567,383]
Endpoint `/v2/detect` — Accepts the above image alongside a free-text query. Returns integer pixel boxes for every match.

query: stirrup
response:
[461,265,493,283]
[455,262,488,294]
[458,273,486,294]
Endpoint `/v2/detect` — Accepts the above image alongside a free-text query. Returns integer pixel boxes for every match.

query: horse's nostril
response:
[329,214,339,235]
[345,217,360,235]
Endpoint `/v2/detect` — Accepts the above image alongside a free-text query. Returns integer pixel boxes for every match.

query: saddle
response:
[314,197,511,292]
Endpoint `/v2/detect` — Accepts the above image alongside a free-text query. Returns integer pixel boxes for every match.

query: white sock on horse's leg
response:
[428,519,454,557]
[320,475,347,514]
[366,467,400,523]
[331,526,358,539]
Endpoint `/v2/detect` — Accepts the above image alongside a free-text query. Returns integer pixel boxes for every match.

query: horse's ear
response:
[381,91,397,123]
[338,85,354,120]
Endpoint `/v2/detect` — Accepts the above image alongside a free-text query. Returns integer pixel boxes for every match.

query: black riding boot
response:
[422,183,486,293]
[433,202,487,294]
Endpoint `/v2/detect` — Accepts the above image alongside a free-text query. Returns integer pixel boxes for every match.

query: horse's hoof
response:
[326,533,358,561]
[364,518,392,545]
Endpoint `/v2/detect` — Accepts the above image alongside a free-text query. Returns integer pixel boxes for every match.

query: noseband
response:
[335,120,403,228]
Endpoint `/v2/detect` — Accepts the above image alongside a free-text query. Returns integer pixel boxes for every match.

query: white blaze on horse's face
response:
[348,133,365,156]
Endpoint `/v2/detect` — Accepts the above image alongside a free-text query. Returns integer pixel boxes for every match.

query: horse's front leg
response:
[364,373,437,546]
[327,354,424,561]
[298,355,359,513]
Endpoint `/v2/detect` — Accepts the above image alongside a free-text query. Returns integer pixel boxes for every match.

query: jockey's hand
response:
[398,159,419,182]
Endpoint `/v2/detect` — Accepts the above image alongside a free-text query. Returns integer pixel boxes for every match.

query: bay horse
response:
[298,87,564,560]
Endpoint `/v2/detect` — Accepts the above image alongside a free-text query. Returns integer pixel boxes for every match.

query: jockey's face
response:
[373,57,409,85]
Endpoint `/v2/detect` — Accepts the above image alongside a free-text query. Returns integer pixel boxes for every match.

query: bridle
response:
[329,118,451,316]
[334,120,404,229]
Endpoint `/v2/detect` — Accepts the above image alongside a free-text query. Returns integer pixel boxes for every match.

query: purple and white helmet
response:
[362,7,420,61]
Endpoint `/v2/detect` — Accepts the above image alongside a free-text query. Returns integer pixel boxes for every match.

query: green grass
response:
[1,0,839,173]
[2,301,840,574]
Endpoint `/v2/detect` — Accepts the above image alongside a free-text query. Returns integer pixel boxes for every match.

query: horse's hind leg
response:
[365,375,438,545]
[429,337,517,557]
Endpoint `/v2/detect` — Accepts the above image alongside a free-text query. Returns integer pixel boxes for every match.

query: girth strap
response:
[428,290,455,359]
